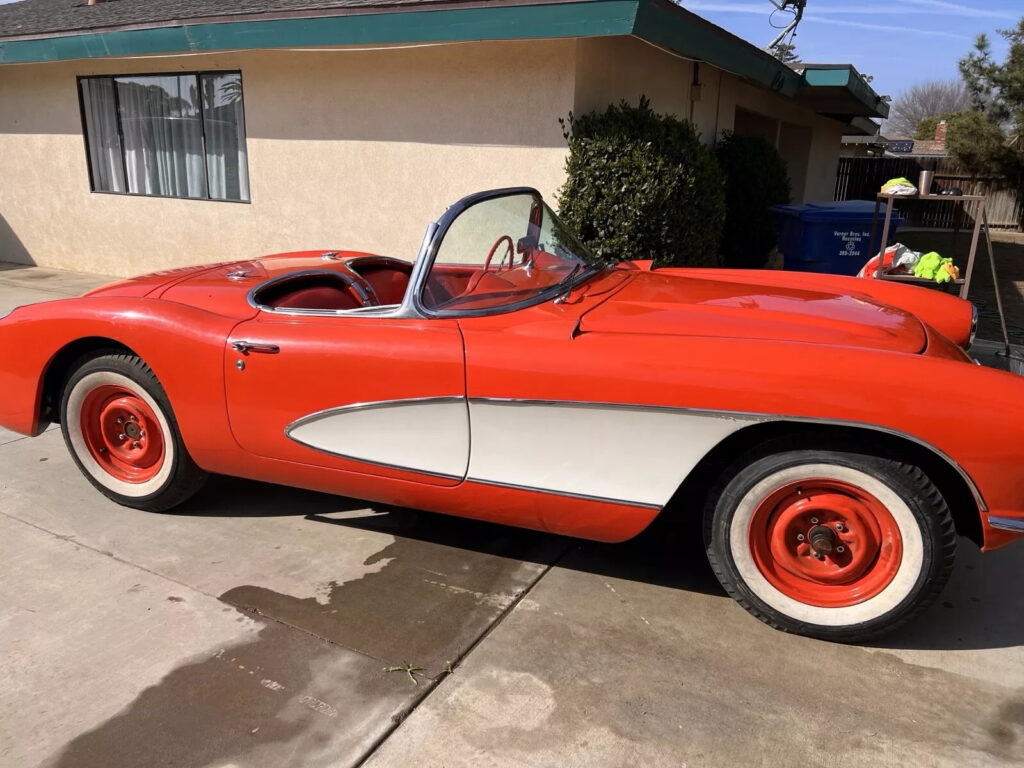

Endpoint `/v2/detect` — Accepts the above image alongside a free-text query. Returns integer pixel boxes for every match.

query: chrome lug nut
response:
[810,517,819,524]
[796,533,805,542]
[118,433,126,441]
[837,546,845,553]
[835,523,845,532]
[116,417,124,424]
[132,441,140,449]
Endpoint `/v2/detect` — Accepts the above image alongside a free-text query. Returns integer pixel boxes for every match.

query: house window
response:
[78,72,250,202]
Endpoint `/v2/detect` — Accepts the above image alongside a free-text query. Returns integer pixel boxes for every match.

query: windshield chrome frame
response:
[404,187,603,319]
[246,188,595,321]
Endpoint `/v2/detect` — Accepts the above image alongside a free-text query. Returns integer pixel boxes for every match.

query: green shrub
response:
[556,97,725,268]
[715,132,792,269]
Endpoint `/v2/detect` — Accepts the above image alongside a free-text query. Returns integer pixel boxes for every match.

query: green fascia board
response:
[0,0,881,117]
[633,0,803,96]
[0,1,640,63]
[802,65,889,119]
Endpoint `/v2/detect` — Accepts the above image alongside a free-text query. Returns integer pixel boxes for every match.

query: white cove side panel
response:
[288,400,470,478]
[467,402,760,507]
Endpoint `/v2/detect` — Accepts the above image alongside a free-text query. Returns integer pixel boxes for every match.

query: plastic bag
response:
[881,177,917,196]
[858,243,922,278]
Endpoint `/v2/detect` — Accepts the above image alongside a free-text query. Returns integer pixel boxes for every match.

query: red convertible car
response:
[1,188,1021,642]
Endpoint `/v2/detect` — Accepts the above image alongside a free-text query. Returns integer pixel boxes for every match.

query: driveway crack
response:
[351,543,570,768]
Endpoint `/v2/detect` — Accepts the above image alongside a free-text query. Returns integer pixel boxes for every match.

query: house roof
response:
[908,140,947,157]
[0,0,453,39]
[0,0,888,121]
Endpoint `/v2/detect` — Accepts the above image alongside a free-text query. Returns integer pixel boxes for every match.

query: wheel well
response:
[665,421,984,548]
[39,337,138,427]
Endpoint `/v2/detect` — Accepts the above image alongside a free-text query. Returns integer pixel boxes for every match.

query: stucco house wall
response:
[0,40,575,275]
[0,35,854,276]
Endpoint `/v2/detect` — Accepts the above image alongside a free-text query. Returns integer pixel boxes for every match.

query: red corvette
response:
[1,188,1021,641]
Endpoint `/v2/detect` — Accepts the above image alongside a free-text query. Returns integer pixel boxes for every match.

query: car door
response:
[223,312,468,486]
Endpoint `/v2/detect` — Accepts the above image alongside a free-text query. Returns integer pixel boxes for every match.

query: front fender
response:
[461,312,1024,551]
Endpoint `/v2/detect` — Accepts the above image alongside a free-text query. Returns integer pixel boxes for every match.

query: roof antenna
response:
[765,1,807,54]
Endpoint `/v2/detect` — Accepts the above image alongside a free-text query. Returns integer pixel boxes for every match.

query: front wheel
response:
[60,352,207,512]
[705,441,956,642]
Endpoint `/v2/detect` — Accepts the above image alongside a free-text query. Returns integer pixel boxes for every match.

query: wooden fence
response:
[834,156,1022,231]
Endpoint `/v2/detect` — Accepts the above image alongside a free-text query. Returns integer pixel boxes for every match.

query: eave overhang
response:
[0,0,885,118]
[796,64,890,120]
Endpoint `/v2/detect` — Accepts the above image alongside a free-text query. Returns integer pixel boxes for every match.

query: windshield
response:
[420,192,604,314]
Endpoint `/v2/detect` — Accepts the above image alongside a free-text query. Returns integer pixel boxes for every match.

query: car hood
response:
[579,270,927,353]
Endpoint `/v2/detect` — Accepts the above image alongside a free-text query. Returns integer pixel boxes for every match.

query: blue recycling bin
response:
[771,200,904,275]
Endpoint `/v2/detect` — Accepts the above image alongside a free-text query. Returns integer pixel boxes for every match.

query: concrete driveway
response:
[1,262,1023,768]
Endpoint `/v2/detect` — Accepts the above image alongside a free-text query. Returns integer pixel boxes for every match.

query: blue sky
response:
[678,0,1018,101]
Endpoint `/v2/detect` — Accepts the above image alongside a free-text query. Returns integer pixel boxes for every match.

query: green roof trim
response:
[0,0,885,117]
[801,64,889,119]
[634,0,802,97]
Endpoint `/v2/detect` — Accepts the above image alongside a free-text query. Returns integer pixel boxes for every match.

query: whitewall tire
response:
[60,353,207,511]
[705,439,956,642]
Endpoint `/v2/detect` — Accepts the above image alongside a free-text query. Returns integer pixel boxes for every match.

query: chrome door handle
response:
[232,341,280,355]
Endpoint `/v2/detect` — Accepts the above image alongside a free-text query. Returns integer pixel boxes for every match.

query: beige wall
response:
[574,36,695,133]
[572,38,848,203]
[728,79,847,202]
[0,40,575,275]
[0,34,850,275]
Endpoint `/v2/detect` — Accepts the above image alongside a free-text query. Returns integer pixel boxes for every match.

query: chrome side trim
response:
[284,396,469,481]
[465,477,662,510]
[988,516,1024,533]
[286,395,466,433]
[466,397,989,511]
[287,448,464,482]
[282,394,989,513]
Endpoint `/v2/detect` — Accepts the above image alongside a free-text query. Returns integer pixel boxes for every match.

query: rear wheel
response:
[60,353,207,511]
[705,440,956,642]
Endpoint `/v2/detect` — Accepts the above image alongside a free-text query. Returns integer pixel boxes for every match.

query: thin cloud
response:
[804,15,971,40]
[899,0,1018,20]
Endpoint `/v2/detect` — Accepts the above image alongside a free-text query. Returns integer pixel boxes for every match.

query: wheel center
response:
[808,524,837,555]
[124,422,141,439]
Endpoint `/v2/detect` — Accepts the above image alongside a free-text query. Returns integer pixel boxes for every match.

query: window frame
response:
[76,69,251,204]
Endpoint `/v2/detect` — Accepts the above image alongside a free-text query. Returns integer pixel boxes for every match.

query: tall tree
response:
[959,34,1004,119]
[955,18,1024,222]
[884,79,971,136]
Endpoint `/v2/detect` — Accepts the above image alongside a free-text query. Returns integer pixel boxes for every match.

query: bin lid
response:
[771,200,902,222]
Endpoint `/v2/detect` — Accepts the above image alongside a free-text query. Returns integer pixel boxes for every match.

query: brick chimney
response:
[935,119,948,144]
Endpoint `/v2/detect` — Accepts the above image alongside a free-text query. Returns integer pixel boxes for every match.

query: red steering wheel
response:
[483,235,516,273]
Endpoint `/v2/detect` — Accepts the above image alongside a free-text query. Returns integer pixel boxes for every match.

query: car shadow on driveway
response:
[870,540,1024,653]
[176,475,725,597]
[177,476,1024,651]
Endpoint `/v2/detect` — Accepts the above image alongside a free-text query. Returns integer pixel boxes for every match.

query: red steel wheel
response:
[705,440,957,643]
[61,353,207,511]
[746,479,903,608]
[78,384,166,484]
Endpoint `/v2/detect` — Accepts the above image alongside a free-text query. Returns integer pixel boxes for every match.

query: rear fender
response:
[0,297,239,468]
